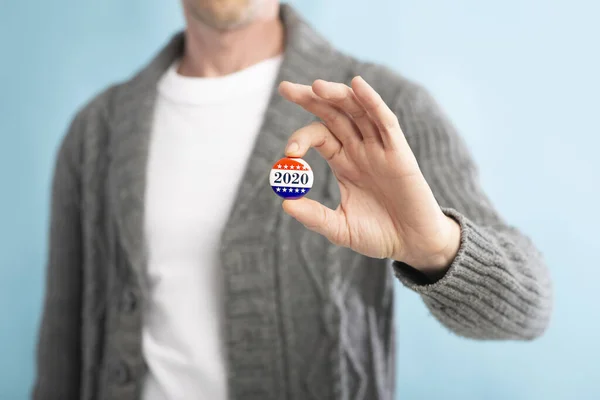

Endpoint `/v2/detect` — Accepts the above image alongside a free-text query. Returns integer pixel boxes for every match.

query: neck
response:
[179,4,284,77]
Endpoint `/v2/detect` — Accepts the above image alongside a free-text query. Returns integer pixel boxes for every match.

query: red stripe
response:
[272,158,310,171]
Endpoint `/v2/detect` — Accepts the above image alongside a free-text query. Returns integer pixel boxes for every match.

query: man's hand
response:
[278,76,461,279]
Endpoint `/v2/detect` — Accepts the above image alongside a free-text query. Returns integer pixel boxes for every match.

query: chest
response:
[145,94,272,235]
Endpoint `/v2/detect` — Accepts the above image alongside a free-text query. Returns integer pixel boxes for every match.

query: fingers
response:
[280,78,405,151]
[282,198,347,247]
[285,121,345,165]
[351,76,403,149]
[279,81,362,144]
[311,80,381,145]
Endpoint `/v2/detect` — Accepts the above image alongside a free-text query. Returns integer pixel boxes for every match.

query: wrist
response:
[405,215,461,281]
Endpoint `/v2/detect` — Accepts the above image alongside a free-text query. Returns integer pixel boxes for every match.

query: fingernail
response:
[359,75,371,86]
[286,142,299,154]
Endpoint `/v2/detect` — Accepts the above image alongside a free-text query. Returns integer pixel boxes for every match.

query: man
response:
[33,1,552,399]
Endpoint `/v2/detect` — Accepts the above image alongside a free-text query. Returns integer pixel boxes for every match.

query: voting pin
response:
[270,157,314,199]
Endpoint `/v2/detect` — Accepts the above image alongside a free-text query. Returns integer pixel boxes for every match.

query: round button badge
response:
[270,157,313,199]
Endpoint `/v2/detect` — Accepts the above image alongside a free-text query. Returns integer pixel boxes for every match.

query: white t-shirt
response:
[142,55,283,400]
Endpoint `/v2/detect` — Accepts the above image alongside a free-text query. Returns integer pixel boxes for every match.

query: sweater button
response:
[121,288,138,313]
[109,360,130,385]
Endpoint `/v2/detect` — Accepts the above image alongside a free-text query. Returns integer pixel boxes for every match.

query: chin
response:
[186,0,265,30]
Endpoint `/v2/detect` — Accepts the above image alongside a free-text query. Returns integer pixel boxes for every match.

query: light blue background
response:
[1,0,598,399]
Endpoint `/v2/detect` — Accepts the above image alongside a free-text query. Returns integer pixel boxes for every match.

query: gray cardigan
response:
[33,5,552,400]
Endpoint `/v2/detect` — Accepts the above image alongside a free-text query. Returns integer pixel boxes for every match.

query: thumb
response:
[282,198,346,246]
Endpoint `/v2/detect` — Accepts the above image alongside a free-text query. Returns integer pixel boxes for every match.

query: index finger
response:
[285,121,347,168]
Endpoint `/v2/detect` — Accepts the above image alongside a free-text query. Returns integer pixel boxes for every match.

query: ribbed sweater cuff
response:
[393,207,497,291]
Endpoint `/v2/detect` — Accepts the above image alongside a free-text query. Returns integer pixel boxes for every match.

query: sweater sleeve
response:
[391,84,552,340]
[32,115,84,399]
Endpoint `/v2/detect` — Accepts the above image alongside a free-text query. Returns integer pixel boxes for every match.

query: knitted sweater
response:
[33,4,552,400]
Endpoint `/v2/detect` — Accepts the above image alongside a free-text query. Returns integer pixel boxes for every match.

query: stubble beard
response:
[185,0,265,31]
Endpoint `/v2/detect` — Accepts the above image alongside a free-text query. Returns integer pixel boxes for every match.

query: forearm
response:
[394,83,553,340]
[394,208,552,340]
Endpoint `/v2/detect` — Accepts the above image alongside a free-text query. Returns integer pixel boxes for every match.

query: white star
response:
[276,187,281,192]
[296,165,301,169]
[282,188,287,192]
[301,189,306,193]
[295,188,299,193]
[277,164,282,168]
[284,165,288,169]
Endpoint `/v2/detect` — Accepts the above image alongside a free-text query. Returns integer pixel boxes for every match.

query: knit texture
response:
[33,4,552,400]
[391,86,552,340]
